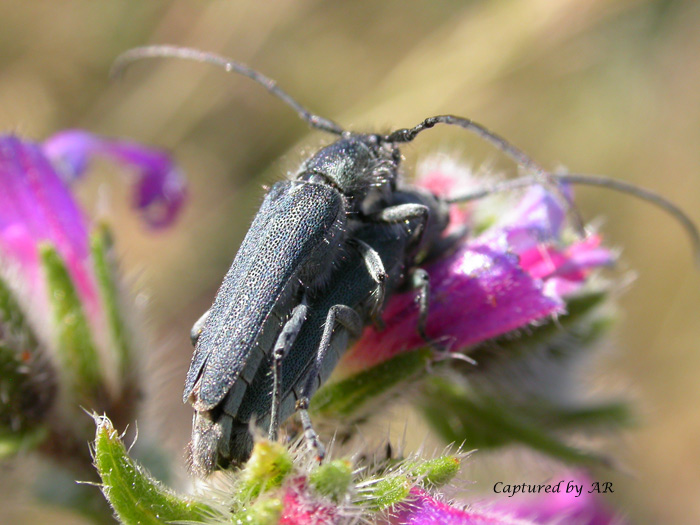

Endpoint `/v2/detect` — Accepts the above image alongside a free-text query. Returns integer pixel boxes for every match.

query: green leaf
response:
[418,376,614,467]
[40,244,103,402]
[93,415,213,524]
[416,290,626,467]
[231,497,282,525]
[526,402,633,430]
[90,224,133,382]
[355,454,461,511]
[311,348,432,419]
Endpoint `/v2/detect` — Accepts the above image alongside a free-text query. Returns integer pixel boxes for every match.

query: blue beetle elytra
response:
[113,45,700,477]
[183,180,346,409]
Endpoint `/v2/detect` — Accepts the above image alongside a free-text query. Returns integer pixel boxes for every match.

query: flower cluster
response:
[343,160,613,372]
[89,155,624,524]
[312,157,625,468]
[1,132,627,523]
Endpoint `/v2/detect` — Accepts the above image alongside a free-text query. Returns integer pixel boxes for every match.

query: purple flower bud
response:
[43,130,186,228]
[0,132,186,471]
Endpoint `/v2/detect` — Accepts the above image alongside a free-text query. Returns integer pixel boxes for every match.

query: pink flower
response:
[391,475,623,525]
[391,488,533,525]
[481,474,622,525]
[279,477,338,525]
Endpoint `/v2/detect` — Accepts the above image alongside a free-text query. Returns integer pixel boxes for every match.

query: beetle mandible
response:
[113,46,700,477]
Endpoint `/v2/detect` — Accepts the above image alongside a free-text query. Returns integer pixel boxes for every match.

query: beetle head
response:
[298,135,399,215]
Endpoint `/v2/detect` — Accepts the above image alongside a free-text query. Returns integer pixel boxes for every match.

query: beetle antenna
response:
[111,45,346,136]
[446,172,700,264]
[387,115,540,172]
[386,115,586,234]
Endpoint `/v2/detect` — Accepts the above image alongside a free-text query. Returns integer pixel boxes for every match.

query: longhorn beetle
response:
[113,46,700,477]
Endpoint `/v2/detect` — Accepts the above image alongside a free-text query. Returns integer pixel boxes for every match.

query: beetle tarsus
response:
[296,397,326,463]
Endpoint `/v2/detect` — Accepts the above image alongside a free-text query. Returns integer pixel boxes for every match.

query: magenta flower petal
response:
[550,235,615,279]
[1,224,41,271]
[344,242,563,373]
[43,130,186,228]
[417,160,475,231]
[518,235,610,282]
[497,185,570,239]
[0,131,186,370]
[0,136,89,257]
[391,488,534,525]
[517,235,614,300]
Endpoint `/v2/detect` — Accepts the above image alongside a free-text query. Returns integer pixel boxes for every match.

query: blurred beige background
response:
[0,1,698,523]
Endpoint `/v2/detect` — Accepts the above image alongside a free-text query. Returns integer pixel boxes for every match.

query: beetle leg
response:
[189,309,210,346]
[408,268,454,353]
[348,238,388,316]
[369,203,429,246]
[297,304,362,462]
[269,299,309,441]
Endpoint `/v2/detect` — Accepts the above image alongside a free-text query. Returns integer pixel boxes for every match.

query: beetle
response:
[187,185,450,475]
[113,45,700,477]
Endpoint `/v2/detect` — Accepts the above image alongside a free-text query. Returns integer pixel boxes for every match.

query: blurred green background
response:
[0,1,699,523]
